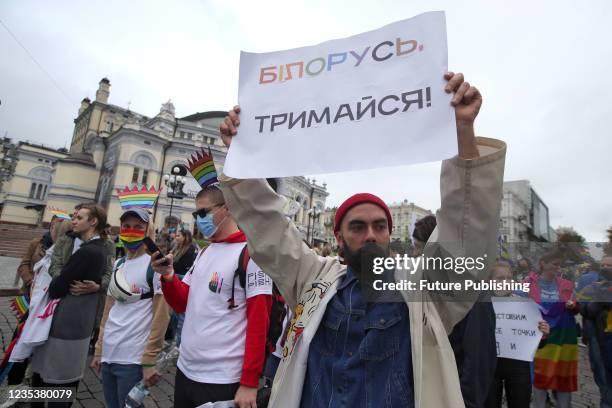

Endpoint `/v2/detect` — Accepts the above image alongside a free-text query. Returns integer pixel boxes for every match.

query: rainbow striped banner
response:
[10,295,29,320]
[188,148,218,189]
[48,207,71,220]
[533,302,578,392]
[117,185,161,210]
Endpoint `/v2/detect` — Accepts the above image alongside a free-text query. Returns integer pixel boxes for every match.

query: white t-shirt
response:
[101,253,163,365]
[178,242,273,384]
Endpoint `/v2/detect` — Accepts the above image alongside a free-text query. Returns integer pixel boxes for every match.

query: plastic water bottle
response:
[125,347,179,407]
[125,382,149,408]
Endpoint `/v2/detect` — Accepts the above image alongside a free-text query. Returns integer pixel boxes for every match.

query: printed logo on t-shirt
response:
[247,268,273,289]
[209,272,223,293]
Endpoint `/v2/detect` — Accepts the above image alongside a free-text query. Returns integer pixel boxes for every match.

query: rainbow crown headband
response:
[188,148,218,189]
[116,185,161,210]
[48,207,71,220]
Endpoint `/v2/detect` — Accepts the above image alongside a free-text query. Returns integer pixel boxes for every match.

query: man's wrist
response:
[161,272,175,282]
[456,122,479,159]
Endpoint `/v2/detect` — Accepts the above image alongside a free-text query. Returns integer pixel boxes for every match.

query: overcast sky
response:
[1,0,610,241]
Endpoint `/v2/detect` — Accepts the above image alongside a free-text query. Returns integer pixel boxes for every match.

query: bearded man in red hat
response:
[218,72,506,408]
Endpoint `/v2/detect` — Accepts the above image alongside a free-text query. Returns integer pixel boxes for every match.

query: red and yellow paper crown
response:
[116,185,161,210]
[48,207,71,220]
[187,148,218,189]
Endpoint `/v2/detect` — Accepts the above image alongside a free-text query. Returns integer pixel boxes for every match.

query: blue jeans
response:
[101,362,143,408]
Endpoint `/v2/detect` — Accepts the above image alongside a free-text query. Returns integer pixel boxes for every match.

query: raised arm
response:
[218,172,336,310]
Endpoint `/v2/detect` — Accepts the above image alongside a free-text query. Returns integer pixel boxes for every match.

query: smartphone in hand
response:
[143,237,170,266]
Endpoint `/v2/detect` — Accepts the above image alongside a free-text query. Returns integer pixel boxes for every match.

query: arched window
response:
[28,166,52,201]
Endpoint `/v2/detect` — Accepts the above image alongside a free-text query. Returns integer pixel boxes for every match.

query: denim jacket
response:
[301,267,413,407]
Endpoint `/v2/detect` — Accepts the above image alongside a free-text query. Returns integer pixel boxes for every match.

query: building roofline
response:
[179,111,228,122]
[18,141,67,154]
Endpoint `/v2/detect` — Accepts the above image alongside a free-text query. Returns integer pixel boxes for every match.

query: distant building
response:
[501,180,552,243]
[0,78,328,232]
[500,180,555,261]
[388,199,433,243]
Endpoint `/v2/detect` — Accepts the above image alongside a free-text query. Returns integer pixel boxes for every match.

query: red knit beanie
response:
[334,193,393,233]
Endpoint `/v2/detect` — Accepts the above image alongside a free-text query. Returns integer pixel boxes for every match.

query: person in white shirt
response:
[153,184,273,408]
[91,207,170,408]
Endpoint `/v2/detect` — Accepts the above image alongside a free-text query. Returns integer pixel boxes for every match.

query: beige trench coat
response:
[219,136,506,408]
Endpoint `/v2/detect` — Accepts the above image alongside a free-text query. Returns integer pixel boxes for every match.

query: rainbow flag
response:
[533,301,578,392]
[188,148,218,189]
[10,295,29,320]
[48,207,71,220]
[117,185,160,210]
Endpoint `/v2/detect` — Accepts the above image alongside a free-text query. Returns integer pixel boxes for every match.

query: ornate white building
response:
[0,78,328,235]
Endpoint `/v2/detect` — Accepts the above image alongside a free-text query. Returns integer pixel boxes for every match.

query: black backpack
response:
[228,245,288,356]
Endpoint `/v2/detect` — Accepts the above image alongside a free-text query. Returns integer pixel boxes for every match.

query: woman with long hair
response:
[523,250,579,408]
[167,229,197,346]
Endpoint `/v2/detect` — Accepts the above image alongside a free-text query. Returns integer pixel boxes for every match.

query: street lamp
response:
[162,165,186,226]
[306,207,322,247]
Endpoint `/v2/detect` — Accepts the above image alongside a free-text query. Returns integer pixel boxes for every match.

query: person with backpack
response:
[151,148,273,408]
[91,187,170,408]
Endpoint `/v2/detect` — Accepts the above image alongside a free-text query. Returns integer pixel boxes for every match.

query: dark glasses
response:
[192,203,224,219]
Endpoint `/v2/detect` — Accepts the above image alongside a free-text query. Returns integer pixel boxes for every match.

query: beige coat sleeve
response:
[219,173,335,311]
[141,294,171,366]
[422,136,506,333]
[94,295,115,358]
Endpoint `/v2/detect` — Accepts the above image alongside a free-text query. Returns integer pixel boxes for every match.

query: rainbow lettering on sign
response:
[259,37,423,85]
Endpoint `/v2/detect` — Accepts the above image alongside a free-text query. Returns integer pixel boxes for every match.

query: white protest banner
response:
[492,297,544,362]
[224,11,455,178]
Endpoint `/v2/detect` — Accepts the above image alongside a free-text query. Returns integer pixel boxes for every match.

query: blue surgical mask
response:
[196,214,218,239]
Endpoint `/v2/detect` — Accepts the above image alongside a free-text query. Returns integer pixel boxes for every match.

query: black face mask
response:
[601,268,612,281]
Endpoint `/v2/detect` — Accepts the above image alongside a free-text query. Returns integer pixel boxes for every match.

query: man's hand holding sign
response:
[216,11,506,408]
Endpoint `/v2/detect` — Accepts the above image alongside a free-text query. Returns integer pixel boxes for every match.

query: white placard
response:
[225,11,456,178]
[492,297,544,362]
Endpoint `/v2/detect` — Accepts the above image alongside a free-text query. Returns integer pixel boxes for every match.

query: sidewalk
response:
[0,257,20,293]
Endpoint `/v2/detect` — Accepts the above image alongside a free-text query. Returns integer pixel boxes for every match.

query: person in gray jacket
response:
[49,203,114,349]
[218,71,506,408]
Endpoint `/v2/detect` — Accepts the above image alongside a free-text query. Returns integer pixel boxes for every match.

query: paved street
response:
[0,257,604,407]
[0,257,20,292]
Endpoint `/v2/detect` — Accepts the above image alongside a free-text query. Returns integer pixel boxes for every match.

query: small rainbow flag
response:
[533,302,578,392]
[116,185,161,210]
[48,207,71,220]
[10,295,29,320]
[188,148,218,189]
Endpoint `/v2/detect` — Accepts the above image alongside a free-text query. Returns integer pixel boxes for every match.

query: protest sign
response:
[492,297,544,362]
[224,11,456,178]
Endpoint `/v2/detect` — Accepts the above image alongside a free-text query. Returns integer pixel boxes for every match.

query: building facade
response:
[388,199,433,243]
[0,78,327,233]
[499,180,556,261]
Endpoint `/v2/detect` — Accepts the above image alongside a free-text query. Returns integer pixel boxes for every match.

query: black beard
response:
[343,240,389,279]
